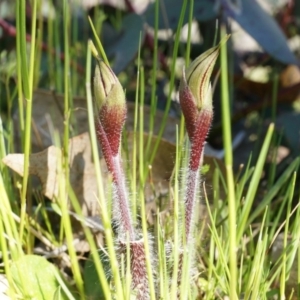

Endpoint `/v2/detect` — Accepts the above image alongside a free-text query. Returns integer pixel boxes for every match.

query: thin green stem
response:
[185,0,194,65]
[88,16,109,64]
[131,34,142,221]
[63,0,70,163]
[19,0,37,242]
[137,67,156,299]
[16,7,24,137]
[237,123,274,240]
[86,41,123,299]
[280,172,296,297]
[47,12,55,89]
[147,0,188,179]
[59,2,84,297]
[18,0,30,99]
[0,172,23,258]
[170,126,180,299]
[220,25,237,300]
[248,157,299,226]
[34,2,43,88]
[54,13,62,92]
[139,67,145,186]
[271,70,279,122]
[149,0,159,132]
[68,184,111,299]
[56,145,84,298]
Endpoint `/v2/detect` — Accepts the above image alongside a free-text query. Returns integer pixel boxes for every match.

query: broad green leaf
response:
[83,251,111,300]
[223,0,298,65]
[10,255,70,300]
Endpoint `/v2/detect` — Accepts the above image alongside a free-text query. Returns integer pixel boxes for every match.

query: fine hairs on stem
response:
[92,38,227,298]
[93,58,152,299]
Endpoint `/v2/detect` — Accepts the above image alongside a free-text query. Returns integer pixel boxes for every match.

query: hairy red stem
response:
[95,120,115,176]
[119,238,151,299]
[189,109,212,171]
[95,120,134,238]
[99,105,126,156]
[112,156,135,239]
[184,169,199,242]
[185,109,212,242]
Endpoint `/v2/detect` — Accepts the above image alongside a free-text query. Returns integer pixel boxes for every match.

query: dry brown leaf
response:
[3,132,103,217]
[125,133,175,196]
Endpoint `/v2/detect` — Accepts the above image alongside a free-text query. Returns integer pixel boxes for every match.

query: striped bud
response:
[179,45,220,141]
[94,59,126,156]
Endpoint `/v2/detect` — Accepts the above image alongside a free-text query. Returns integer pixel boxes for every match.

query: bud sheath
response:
[94,59,127,156]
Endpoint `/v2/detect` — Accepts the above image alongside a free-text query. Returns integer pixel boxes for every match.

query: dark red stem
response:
[119,239,150,299]
[95,120,134,238]
[179,85,197,140]
[185,109,212,242]
[112,156,135,239]
[95,120,115,177]
[99,105,126,156]
[189,109,212,171]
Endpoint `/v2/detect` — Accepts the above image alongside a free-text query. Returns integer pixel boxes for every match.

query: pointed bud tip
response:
[179,38,230,140]
[180,37,229,114]
[93,59,126,112]
[94,58,127,156]
[185,47,219,111]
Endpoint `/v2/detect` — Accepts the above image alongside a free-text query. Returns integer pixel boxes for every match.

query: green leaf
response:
[83,251,111,300]
[10,255,69,300]
[223,0,298,65]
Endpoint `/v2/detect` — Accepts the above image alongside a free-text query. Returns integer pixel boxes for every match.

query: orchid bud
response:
[183,46,219,111]
[94,59,125,110]
[179,45,220,141]
[94,59,127,156]
[178,42,226,250]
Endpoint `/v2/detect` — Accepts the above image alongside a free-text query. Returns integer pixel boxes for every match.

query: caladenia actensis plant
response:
[93,39,224,298]
[93,58,152,299]
[179,45,221,244]
[176,44,222,290]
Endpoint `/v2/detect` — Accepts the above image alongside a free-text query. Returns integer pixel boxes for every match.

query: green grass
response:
[0,1,299,299]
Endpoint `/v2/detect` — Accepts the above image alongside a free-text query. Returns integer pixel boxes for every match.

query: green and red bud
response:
[179,40,228,246]
[94,58,127,157]
[94,59,125,110]
[93,57,135,238]
[182,46,219,111]
[179,45,219,142]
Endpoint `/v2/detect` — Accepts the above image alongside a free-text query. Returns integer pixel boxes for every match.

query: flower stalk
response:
[179,45,220,243]
[93,37,226,297]
[94,58,134,239]
[175,41,226,295]
[93,57,152,299]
